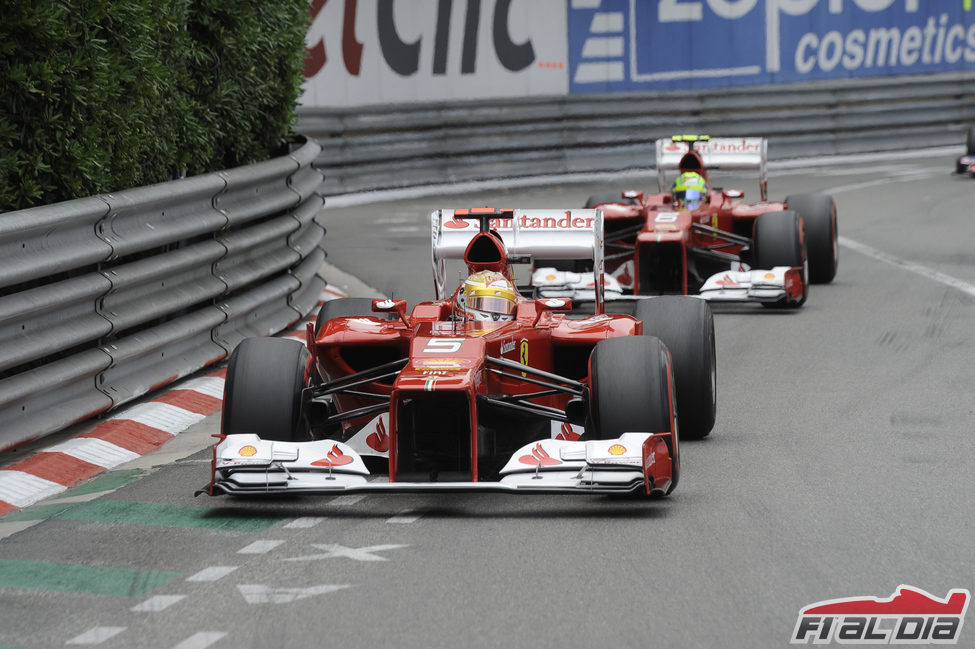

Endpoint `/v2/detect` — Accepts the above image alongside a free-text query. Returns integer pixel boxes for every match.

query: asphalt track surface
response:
[1,152,973,649]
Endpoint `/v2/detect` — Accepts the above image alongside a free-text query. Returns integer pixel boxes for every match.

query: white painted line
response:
[237,583,349,605]
[178,376,225,399]
[112,402,205,435]
[329,494,366,506]
[284,543,409,562]
[840,236,975,298]
[186,566,238,582]
[66,626,126,645]
[44,438,139,469]
[284,517,326,529]
[237,540,285,555]
[387,511,423,524]
[170,632,227,649]
[131,594,186,612]
[0,471,66,508]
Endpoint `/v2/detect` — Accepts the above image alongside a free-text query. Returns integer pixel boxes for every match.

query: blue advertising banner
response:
[568,0,975,93]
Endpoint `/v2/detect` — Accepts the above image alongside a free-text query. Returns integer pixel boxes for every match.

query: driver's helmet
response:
[457,270,517,322]
[671,171,709,210]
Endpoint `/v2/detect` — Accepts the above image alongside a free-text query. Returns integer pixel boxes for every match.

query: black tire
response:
[967,124,975,155]
[634,297,716,439]
[753,210,807,308]
[314,297,393,337]
[584,191,639,209]
[785,193,838,284]
[589,336,674,440]
[222,337,309,441]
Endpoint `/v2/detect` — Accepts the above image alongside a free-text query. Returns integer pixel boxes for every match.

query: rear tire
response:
[967,124,975,155]
[785,193,837,284]
[589,336,673,440]
[223,337,309,441]
[634,297,716,439]
[314,297,393,337]
[753,210,807,308]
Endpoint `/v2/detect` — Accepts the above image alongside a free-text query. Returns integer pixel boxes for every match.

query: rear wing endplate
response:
[431,208,605,312]
[655,136,768,201]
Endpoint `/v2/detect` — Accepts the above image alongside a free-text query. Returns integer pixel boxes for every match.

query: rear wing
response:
[431,208,605,312]
[655,136,768,201]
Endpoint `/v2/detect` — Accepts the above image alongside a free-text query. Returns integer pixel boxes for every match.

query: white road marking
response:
[284,517,326,529]
[170,632,227,649]
[237,540,285,555]
[186,566,238,582]
[131,595,186,612]
[839,237,975,298]
[66,627,126,645]
[329,494,367,506]
[237,583,350,605]
[44,438,139,469]
[178,376,225,399]
[387,510,423,524]
[0,471,66,508]
[284,543,409,562]
[113,402,204,435]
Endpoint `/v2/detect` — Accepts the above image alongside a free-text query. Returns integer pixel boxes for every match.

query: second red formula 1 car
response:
[199,208,716,500]
[955,125,975,175]
[533,135,838,308]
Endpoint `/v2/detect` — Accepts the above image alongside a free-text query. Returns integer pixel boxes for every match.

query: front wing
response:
[199,432,677,497]
[533,266,802,304]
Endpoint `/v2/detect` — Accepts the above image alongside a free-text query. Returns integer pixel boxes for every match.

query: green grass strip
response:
[0,559,180,597]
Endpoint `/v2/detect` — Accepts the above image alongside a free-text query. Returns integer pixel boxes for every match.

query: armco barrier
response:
[0,138,325,452]
[298,71,975,196]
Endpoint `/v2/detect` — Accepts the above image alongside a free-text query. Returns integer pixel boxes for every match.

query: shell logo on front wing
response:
[608,444,627,456]
[238,445,257,457]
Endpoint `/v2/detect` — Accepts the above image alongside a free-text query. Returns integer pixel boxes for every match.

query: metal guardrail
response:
[298,71,975,196]
[0,138,326,452]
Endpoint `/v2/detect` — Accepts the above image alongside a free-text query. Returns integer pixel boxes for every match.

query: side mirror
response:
[722,189,744,200]
[373,298,409,325]
[535,297,572,312]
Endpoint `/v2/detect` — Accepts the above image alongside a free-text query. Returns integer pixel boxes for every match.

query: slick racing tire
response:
[314,297,395,337]
[584,191,639,209]
[223,337,310,442]
[589,336,674,442]
[967,124,975,155]
[753,210,807,309]
[785,193,838,284]
[634,297,716,440]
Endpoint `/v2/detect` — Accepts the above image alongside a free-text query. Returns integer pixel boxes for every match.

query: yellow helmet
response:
[672,171,708,210]
[458,270,517,321]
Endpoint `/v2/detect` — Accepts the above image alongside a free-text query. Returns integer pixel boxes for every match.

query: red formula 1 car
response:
[532,136,838,308]
[955,125,975,175]
[200,208,717,499]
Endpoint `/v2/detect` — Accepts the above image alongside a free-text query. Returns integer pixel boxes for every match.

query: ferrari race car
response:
[199,208,717,499]
[532,135,839,308]
[954,125,975,175]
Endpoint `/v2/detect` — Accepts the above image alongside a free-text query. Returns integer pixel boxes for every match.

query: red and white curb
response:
[0,287,349,517]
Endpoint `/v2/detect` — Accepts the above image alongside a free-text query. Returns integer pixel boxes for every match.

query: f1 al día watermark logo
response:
[792,585,971,644]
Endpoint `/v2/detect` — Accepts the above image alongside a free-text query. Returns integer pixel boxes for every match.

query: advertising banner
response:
[568,0,975,93]
[301,0,569,107]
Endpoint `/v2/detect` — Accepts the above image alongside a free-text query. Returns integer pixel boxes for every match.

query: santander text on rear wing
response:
[431,207,606,311]
[655,136,768,201]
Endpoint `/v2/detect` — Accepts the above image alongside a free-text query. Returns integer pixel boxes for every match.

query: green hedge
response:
[0,0,308,213]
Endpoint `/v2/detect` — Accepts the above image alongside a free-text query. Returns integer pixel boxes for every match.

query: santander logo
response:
[366,417,389,452]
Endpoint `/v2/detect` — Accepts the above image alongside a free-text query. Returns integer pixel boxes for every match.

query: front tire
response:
[785,193,837,284]
[753,210,807,308]
[634,297,716,439]
[967,124,975,155]
[222,337,309,441]
[589,336,674,440]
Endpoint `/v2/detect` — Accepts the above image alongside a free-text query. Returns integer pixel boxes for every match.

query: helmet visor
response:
[469,295,516,315]
[682,188,705,208]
